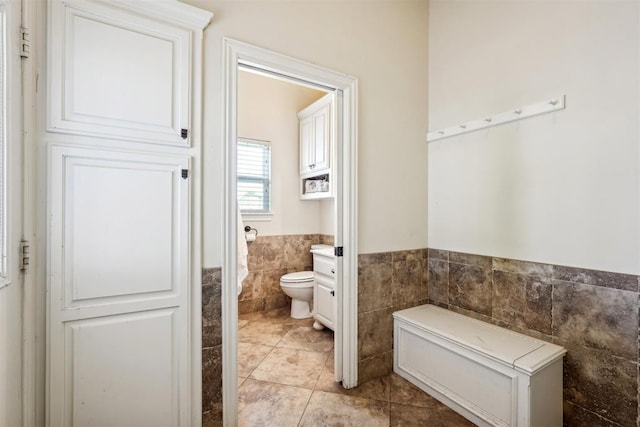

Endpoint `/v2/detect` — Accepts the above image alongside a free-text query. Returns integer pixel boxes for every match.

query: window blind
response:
[237,138,271,213]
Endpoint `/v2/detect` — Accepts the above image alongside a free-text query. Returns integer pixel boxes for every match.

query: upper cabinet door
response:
[312,102,330,172]
[299,116,314,174]
[48,0,200,146]
[298,93,332,175]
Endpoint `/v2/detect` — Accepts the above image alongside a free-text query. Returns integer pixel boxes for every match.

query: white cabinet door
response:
[299,116,313,174]
[48,0,192,146]
[48,146,191,426]
[314,277,335,331]
[312,102,330,171]
[298,93,332,175]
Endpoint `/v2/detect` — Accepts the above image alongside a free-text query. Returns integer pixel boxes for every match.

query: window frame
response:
[237,137,272,219]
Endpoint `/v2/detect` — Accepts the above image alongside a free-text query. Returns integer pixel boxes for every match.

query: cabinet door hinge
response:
[19,240,30,271]
[20,26,30,59]
[334,246,343,257]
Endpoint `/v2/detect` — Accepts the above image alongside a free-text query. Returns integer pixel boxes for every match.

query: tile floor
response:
[238,308,476,426]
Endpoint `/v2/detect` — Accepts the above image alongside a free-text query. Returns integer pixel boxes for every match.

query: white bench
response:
[393,304,566,427]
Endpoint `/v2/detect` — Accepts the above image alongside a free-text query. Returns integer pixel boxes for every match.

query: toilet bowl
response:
[280,271,314,319]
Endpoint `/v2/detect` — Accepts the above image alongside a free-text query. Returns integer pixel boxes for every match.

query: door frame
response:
[222,38,358,425]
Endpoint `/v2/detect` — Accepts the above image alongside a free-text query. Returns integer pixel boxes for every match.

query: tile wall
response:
[427,249,640,427]
[206,246,638,426]
[202,267,223,426]
[240,234,334,314]
[357,249,429,384]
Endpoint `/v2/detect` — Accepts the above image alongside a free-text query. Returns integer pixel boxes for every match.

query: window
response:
[237,138,271,214]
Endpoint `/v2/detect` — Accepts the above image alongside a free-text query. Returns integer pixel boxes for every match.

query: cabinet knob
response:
[330,290,335,296]
[331,268,335,274]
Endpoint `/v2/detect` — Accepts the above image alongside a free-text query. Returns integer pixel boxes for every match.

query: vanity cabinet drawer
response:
[314,255,335,278]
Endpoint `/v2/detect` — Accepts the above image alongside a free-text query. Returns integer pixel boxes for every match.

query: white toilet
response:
[279,271,314,319]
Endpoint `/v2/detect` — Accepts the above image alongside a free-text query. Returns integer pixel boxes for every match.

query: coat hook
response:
[548,99,558,106]
[484,117,492,123]
[513,109,523,115]
[438,130,445,135]
[459,124,467,129]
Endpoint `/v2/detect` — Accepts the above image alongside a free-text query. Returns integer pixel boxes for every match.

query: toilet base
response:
[290,299,312,319]
[313,320,325,331]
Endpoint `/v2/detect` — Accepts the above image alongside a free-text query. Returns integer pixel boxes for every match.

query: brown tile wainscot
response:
[427,249,640,427]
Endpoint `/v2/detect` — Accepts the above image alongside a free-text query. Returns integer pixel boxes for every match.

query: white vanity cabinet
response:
[311,246,336,331]
[298,93,333,199]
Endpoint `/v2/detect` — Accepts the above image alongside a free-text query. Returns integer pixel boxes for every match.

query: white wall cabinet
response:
[48,0,210,146]
[45,1,212,426]
[299,93,331,174]
[312,247,336,331]
[298,93,333,199]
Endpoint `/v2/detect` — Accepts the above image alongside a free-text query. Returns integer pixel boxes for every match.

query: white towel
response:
[237,207,249,296]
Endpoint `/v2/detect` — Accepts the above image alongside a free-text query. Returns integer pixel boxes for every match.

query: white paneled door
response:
[45,1,211,425]
[0,0,25,425]
[48,146,191,426]
[47,0,192,146]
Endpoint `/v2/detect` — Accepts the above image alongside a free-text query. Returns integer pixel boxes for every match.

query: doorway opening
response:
[222,38,358,426]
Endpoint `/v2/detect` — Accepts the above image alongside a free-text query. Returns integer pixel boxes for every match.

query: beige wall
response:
[428,0,640,275]
[187,0,430,266]
[238,70,325,236]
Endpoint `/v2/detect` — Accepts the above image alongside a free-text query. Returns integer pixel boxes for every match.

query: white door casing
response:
[223,38,358,426]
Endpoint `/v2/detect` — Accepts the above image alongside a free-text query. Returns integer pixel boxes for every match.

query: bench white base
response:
[393,305,564,427]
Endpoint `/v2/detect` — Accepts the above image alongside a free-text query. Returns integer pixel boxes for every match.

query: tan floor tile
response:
[238,319,249,329]
[316,367,391,403]
[239,308,314,328]
[263,309,315,327]
[299,390,390,426]
[235,309,477,426]
[238,379,311,427]
[238,311,266,323]
[250,347,329,389]
[390,402,476,426]
[238,341,273,377]
[277,326,334,352]
[238,319,290,346]
[390,373,439,408]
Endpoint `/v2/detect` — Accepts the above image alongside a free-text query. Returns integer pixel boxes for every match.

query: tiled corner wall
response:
[202,267,223,427]
[357,249,429,384]
[427,249,640,427]
[203,247,638,426]
[240,234,334,314]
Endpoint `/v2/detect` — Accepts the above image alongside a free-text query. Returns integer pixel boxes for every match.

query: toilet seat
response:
[280,271,314,284]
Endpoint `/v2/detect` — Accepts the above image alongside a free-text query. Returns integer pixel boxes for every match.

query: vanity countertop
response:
[311,244,334,257]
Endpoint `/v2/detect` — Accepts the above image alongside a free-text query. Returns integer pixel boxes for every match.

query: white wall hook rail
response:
[427,95,566,142]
